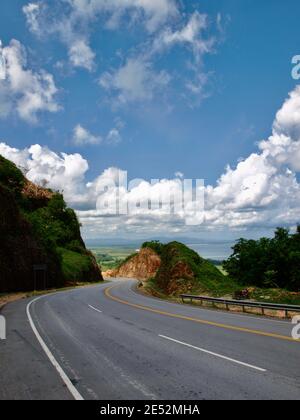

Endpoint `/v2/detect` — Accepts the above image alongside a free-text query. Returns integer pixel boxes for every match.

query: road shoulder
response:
[0,297,72,400]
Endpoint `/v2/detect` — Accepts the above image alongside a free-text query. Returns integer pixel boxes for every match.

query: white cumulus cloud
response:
[0,39,60,123]
[204,86,300,229]
[0,142,89,206]
[2,86,300,235]
[73,124,102,146]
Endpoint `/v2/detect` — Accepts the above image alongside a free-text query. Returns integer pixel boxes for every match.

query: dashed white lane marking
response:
[88,305,103,314]
[26,296,84,401]
[159,334,267,372]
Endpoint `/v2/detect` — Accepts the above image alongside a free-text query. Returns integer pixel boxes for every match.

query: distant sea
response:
[86,238,234,262]
[187,242,233,261]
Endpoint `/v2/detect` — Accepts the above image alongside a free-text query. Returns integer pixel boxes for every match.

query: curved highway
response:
[0,279,300,400]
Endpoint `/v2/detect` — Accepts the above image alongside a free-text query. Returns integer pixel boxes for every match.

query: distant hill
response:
[0,155,103,293]
[112,240,237,297]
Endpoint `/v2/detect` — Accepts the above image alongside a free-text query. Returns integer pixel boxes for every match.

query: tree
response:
[223,226,300,291]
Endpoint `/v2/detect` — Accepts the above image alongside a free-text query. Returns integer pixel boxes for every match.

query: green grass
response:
[216,265,228,276]
[59,248,95,282]
[91,246,138,270]
[250,288,300,305]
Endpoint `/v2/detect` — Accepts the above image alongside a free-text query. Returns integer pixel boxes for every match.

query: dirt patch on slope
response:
[112,248,161,280]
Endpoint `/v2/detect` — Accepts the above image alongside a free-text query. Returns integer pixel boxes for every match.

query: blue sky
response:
[1,0,300,242]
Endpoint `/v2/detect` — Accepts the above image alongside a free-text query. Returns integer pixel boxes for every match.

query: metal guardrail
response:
[180,294,300,318]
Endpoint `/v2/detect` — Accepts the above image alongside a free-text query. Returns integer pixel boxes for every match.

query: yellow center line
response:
[104,285,300,344]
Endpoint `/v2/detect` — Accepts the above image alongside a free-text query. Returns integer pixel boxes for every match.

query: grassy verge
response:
[140,279,300,319]
[250,288,300,305]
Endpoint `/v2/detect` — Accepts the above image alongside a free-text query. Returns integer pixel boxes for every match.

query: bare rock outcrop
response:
[114,248,161,280]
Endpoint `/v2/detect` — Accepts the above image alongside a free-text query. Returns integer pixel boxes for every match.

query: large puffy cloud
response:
[204,86,300,229]
[0,143,89,206]
[273,86,300,138]
[0,39,60,123]
[0,141,203,228]
[1,86,300,235]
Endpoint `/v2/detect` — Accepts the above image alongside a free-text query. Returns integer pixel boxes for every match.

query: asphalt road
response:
[0,279,300,400]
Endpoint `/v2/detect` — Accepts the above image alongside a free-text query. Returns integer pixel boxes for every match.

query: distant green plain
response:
[91,246,137,270]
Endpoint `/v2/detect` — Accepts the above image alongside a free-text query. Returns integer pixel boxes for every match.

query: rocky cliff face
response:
[113,248,161,280]
[0,155,103,293]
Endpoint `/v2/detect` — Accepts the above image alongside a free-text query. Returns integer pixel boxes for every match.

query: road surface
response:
[0,279,299,400]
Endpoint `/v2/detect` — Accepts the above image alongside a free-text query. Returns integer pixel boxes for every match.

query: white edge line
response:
[26,296,84,401]
[159,335,267,373]
[88,305,102,314]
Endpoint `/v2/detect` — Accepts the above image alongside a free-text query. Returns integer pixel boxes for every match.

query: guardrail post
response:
[285,309,289,319]
[261,306,265,316]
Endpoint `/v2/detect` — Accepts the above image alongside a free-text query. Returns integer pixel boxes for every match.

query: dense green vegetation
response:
[142,241,238,297]
[0,155,102,292]
[141,241,164,256]
[223,227,300,291]
[26,194,84,255]
[58,248,98,282]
